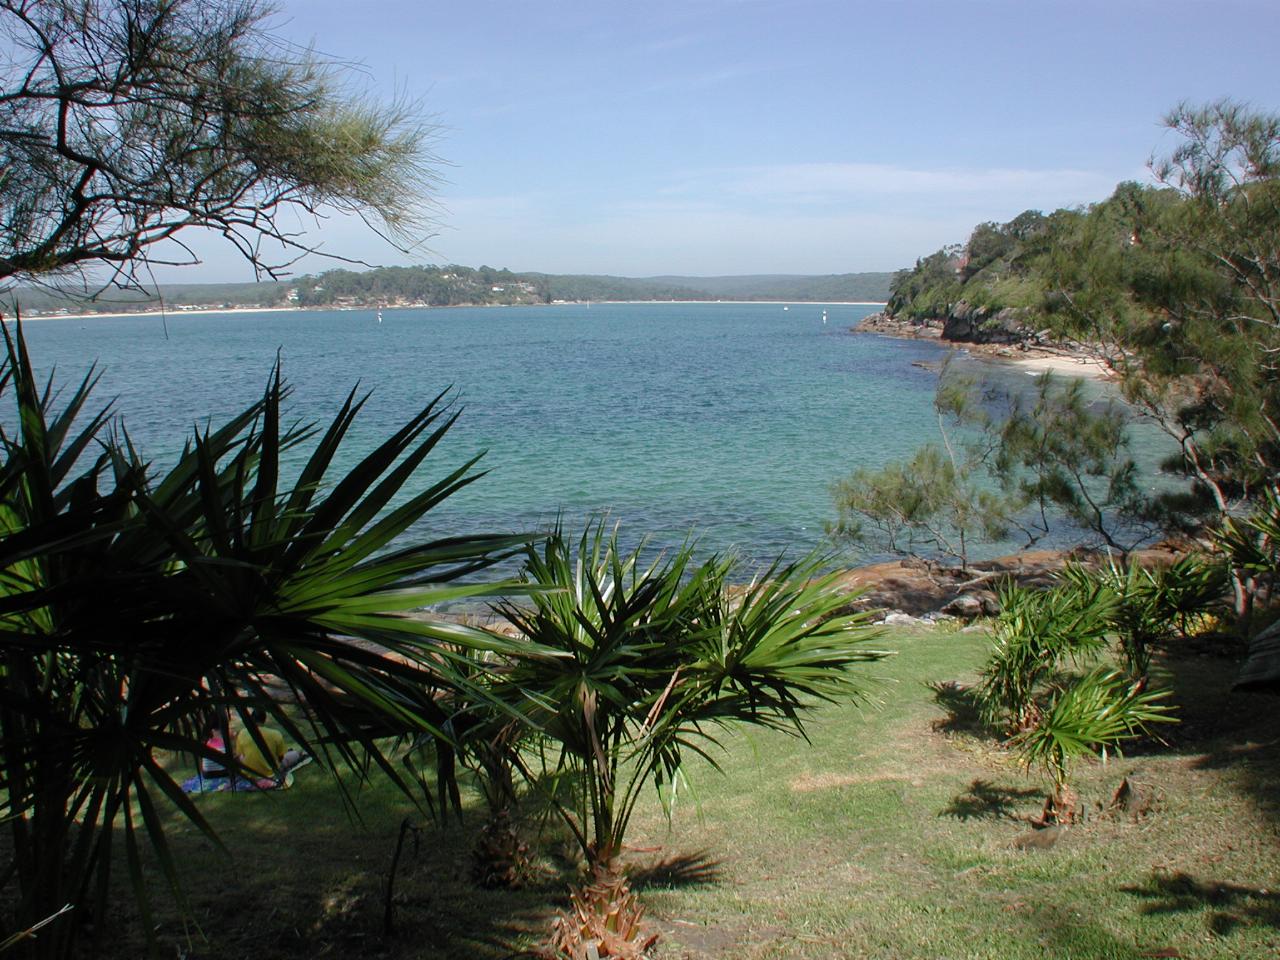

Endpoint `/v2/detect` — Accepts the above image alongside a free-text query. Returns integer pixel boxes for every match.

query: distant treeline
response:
[4,265,892,315]
[534,270,894,303]
[4,280,291,315]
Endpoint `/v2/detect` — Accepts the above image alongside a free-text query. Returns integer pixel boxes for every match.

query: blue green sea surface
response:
[14,301,1154,570]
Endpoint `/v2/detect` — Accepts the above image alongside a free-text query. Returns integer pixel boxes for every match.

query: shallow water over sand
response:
[14,301,1148,568]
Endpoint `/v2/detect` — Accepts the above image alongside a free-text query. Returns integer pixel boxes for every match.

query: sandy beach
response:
[12,300,888,323]
[851,312,1113,380]
[6,306,303,323]
[1003,352,1112,379]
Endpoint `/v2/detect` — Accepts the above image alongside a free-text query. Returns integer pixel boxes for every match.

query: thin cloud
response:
[434,203,985,275]
[636,33,703,54]
[638,66,757,94]
[715,162,1121,203]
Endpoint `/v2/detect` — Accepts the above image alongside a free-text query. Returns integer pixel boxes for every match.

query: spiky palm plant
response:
[976,576,1183,823]
[1058,559,1163,681]
[1013,667,1176,824]
[487,524,884,958]
[0,323,531,959]
[1155,554,1229,637]
[977,579,1115,732]
[1058,555,1227,681]
[491,523,886,870]
[1214,485,1280,608]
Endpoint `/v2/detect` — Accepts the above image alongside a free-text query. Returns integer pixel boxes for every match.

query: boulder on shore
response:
[1235,619,1280,693]
[941,592,1001,620]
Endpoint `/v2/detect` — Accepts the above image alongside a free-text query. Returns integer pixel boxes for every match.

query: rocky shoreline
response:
[852,309,1111,375]
[831,546,1181,627]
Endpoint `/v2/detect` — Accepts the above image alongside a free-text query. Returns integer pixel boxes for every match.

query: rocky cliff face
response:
[939,301,1029,345]
[856,301,1034,346]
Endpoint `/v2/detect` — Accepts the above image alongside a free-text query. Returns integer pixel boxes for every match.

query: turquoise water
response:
[13,301,1144,567]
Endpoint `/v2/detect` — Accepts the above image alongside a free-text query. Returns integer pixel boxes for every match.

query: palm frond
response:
[487,523,885,867]
[1013,667,1177,789]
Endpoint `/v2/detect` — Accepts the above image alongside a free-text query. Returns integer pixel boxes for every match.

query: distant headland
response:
[3,265,894,318]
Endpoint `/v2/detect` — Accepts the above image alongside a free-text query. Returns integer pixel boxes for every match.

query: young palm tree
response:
[977,577,1180,824]
[481,524,885,957]
[0,323,531,958]
[489,523,887,870]
[1057,555,1227,683]
[1013,667,1175,824]
[977,579,1116,732]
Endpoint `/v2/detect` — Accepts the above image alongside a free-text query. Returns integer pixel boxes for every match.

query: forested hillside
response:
[852,102,1280,576]
[4,281,292,314]
[285,266,894,305]
[642,272,894,302]
[874,189,1174,346]
[6,267,891,316]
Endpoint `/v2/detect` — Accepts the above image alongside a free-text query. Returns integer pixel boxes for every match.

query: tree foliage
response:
[829,442,1009,570]
[885,211,1054,327]
[830,368,1155,567]
[874,102,1280,622]
[0,0,437,289]
[892,101,1280,527]
[887,245,963,322]
[951,371,1153,551]
[1036,102,1280,624]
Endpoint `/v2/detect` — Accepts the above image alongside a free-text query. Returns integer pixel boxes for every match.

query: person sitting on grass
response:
[181,713,234,793]
[200,714,231,781]
[234,708,305,787]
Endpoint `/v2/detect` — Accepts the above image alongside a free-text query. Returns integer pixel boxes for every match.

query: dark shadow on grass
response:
[1020,901,1149,959]
[1137,647,1280,829]
[117,779,571,960]
[927,680,990,736]
[629,850,724,890]
[940,778,1042,821]
[1122,871,1280,935]
[1186,737,1280,772]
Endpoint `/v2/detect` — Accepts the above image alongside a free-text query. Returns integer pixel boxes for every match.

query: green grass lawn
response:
[105,625,1280,959]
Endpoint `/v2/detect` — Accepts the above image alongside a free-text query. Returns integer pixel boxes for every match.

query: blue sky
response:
[171,0,1280,281]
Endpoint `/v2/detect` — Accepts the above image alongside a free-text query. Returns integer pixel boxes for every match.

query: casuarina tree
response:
[0,0,437,289]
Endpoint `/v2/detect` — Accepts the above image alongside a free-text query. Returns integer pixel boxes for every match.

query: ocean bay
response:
[17,300,1074,566]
